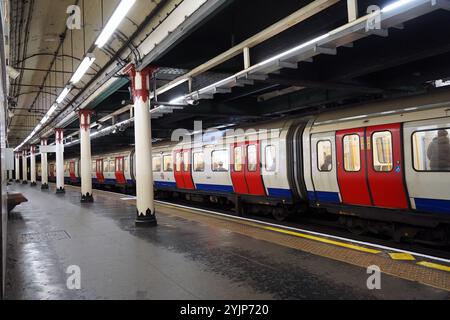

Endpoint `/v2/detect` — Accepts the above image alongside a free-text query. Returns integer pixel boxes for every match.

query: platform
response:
[5,183,450,300]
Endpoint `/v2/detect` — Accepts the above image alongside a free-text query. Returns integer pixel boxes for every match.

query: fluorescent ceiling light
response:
[381,0,415,13]
[95,0,136,48]
[40,115,49,124]
[169,96,185,104]
[48,103,58,116]
[70,54,96,84]
[56,87,71,104]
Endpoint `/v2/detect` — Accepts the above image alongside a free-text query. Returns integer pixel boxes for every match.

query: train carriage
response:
[34,91,450,243]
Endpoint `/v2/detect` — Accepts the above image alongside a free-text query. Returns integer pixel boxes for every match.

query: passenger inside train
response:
[427,129,450,171]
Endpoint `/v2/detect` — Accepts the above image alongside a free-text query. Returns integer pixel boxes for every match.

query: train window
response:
[212,150,229,172]
[193,152,205,172]
[92,161,96,172]
[372,131,393,172]
[109,160,115,172]
[175,152,182,172]
[183,152,190,171]
[265,145,277,172]
[152,156,161,172]
[234,147,243,172]
[124,158,129,172]
[96,160,103,173]
[163,155,173,172]
[317,140,332,172]
[103,160,109,172]
[343,134,361,172]
[117,158,124,172]
[247,145,257,172]
[412,128,450,172]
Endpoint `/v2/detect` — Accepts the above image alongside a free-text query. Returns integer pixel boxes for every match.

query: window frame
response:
[211,149,229,172]
[152,155,162,172]
[193,152,205,172]
[265,145,277,172]
[247,144,258,172]
[342,134,361,172]
[411,127,450,173]
[371,130,393,173]
[163,154,173,172]
[183,151,190,172]
[233,146,244,172]
[316,140,333,172]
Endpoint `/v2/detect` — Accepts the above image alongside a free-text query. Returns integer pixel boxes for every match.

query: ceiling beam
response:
[153,0,339,97]
[264,75,384,94]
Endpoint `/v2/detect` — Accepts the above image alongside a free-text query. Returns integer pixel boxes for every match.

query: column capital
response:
[40,138,48,145]
[124,64,159,104]
[30,145,36,153]
[54,128,64,144]
[78,109,93,131]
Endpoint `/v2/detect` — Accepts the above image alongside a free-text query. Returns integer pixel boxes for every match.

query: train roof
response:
[310,89,450,133]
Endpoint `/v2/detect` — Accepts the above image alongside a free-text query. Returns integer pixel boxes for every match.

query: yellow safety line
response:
[263,226,381,254]
[70,186,450,273]
[155,201,382,254]
[417,261,450,272]
[389,252,416,261]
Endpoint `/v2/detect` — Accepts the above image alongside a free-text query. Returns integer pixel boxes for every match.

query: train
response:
[38,93,450,244]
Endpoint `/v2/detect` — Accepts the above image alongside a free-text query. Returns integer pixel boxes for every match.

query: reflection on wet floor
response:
[5,183,450,300]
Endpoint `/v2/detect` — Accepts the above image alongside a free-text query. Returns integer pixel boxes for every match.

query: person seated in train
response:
[216,161,227,172]
[427,129,450,171]
[320,154,333,171]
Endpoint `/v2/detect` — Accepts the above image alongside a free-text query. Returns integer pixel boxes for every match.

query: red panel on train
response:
[181,150,195,190]
[230,143,249,194]
[174,150,185,189]
[245,142,266,196]
[69,161,77,182]
[336,128,372,206]
[366,123,409,209]
[115,157,126,184]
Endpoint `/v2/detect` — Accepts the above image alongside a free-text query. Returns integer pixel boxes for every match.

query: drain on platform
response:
[19,230,70,244]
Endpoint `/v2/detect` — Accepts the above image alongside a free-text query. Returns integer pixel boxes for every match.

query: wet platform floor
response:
[5,183,450,300]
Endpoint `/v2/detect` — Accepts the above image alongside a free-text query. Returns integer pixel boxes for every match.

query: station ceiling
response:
[7,0,450,156]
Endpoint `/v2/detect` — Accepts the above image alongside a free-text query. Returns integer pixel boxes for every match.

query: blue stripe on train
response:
[155,181,177,189]
[267,188,292,199]
[414,198,450,214]
[196,184,234,193]
[308,191,316,201]
[92,178,134,185]
[308,191,340,204]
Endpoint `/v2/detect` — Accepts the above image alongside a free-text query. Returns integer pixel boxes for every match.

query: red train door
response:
[115,157,126,184]
[181,150,195,189]
[96,159,105,183]
[69,161,76,182]
[245,142,266,196]
[230,143,249,194]
[336,128,372,206]
[174,150,185,189]
[366,124,408,209]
